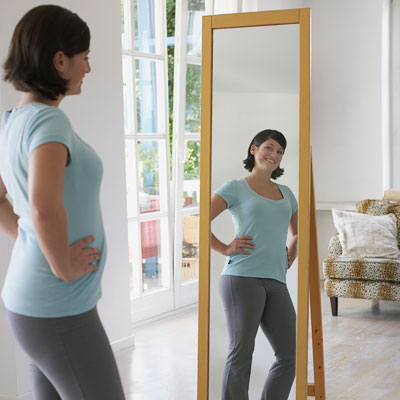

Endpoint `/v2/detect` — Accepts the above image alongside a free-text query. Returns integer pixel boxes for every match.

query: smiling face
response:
[64,50,91,95]
[251,138,284,173]
[54,50,91,96]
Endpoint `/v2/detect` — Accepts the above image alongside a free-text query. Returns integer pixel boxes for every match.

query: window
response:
[121,0,173,322]
[121,0,219,320]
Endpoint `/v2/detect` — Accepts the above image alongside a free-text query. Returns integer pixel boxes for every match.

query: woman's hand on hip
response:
[287,246,297,268]
[67,236,100,281]
[223,236,254,256]
[286,246,291,267]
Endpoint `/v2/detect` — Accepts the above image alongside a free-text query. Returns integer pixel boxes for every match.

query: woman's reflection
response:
[210,129,298,400]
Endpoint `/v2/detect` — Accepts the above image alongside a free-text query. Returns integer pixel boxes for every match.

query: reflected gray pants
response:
[5,307,125,400]
[219,275,296,400]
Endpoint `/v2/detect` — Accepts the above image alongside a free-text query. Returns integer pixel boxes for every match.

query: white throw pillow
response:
[332,209,400,259]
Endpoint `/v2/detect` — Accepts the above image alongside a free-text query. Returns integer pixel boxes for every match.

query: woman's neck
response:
[248,168,273,185]
[16,92,63,109]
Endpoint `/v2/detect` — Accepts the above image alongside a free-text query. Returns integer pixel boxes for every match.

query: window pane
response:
[183,140,200,207]
[140,218,169,294]
[134,0,156,54]
[187,0,205,57]
[182,214,199,282]
[185,64,201,134]
[122,55,134,134]
[136,59,159,134]
[138,141,161,213]
[125,140,138,218]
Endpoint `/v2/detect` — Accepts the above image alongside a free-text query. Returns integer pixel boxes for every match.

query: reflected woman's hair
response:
[243,129,286,179]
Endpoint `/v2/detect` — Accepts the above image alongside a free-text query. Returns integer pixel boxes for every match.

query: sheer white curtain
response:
[210,0,249,14]
[212,0,240,13]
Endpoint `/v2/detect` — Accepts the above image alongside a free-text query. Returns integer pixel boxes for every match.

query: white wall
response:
[307,0,384,202]
[258,0,387,271]
[0,1,132,398]
[209,92,299,400]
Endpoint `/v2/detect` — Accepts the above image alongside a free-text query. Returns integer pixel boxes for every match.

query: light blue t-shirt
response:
[215,178,298,283]
[0,103,106,317]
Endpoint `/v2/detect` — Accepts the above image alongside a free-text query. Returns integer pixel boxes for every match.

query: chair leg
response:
[371,299,380,313]
[330,296,338,316]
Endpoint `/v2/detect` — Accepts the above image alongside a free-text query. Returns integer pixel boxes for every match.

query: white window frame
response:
[122,0,174,323]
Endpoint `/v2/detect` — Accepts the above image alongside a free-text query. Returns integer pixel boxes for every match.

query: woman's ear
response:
[53,51,66,74]
[250,144,256,155]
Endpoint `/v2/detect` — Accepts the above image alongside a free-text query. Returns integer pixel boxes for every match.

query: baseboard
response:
[110,333,135,353]
[18,393,32,400]
[0,392,32,400]
[132,303,197,329]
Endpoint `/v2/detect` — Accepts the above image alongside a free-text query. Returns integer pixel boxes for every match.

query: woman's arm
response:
[210,193,254,256]
[287,210,298,268]
[0,175,19,239]
[29,142,99,282]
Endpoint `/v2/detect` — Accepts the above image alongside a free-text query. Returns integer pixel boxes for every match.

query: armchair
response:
[323,199,400,316]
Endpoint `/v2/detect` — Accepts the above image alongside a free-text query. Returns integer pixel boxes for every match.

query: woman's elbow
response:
[30,203,63,222]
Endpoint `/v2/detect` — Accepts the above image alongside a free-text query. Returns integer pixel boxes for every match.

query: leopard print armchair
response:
[323,199,400,316]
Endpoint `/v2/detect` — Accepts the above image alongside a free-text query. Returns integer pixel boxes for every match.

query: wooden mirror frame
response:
[197,9,322,400]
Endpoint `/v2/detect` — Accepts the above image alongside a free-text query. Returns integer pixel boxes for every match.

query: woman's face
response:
[59,50,91,96]
[251,138,284,172]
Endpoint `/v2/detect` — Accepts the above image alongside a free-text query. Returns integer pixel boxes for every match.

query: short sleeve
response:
[215,180,237,209]
[26,107,73,164]
[285,186,298,214]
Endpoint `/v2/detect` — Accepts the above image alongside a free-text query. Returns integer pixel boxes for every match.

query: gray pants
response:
[5,307,125,400]
[219,275,296,400]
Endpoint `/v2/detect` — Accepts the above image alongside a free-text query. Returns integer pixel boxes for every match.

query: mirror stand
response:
[303,152,326,399]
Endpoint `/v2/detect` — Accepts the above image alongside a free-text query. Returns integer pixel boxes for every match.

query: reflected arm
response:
[0,175,19,239]
[287,210,298,268]
[210,194,229,255]
[210,193,254,256]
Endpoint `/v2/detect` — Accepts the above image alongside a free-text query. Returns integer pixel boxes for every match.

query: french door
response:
[121,0,208,322]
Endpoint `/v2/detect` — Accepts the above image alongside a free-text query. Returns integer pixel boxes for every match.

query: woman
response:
[211,129,298,400]
[0,5,125,399]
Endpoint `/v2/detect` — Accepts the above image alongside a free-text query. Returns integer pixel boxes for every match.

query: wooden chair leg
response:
[330,296,338,316]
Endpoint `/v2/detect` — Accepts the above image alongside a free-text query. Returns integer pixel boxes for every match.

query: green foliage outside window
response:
[138,142,159,195]
[167,0,202,180]
[167,0,175,171]
[184,141,200,179]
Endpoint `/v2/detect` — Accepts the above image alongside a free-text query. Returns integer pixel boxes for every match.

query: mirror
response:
[210,23,299,399]
[198,9,312,400]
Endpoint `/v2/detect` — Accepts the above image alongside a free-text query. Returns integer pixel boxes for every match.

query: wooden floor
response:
[115,286,400,400]
[115,308,198,400]
[312,290,400,400]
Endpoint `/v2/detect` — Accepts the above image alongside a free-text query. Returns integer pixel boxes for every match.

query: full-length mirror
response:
[209,23,299,400]
[198,9,313,400]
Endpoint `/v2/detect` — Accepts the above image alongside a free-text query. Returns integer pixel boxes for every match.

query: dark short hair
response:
[243,129,287,179]
[3,5,90,101]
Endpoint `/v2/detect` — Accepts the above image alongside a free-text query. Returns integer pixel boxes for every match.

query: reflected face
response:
[251,138,284,172]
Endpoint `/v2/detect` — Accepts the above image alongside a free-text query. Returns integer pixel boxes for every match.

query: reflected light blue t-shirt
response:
[215,179,298,283]
[0,103,106,317]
